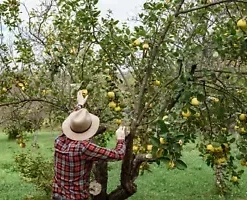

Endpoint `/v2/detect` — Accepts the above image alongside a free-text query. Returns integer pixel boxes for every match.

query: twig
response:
[178,0,247,15]
[202,81,214,137]
[0,98,69,112]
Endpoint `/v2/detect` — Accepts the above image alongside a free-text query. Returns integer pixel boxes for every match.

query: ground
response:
[0,131,247,200]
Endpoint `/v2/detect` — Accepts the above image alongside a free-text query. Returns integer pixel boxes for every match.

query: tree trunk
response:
[92,161,108,200]
[215,164,226,196]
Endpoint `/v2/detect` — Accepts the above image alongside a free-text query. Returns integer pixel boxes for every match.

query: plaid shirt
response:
[52,134,125,200]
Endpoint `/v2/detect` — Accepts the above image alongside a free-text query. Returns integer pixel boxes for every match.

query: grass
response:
[1,131,247,200]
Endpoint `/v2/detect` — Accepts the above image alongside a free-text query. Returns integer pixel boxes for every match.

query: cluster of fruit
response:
[206,143,230,165]
[181,96,220,118]
[16,136,26,148]
[131,38,150,50]
[2,79,28,94]
[234,114,247,134]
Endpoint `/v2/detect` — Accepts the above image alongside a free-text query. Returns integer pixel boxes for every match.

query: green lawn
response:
[1,131,247,200]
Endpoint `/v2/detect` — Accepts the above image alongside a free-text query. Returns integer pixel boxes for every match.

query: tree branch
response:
[178,0,247,15]
[0,98,69,112]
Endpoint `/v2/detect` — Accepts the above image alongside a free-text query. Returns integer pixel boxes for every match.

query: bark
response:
[215,164,226,195]
[120,124,137,194]
[92,161,108,200]
[92,126,108,200]
[108,185,136,200]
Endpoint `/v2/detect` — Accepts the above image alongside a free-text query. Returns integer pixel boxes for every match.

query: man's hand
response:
[77,90,88,106]
[116,126,130,140]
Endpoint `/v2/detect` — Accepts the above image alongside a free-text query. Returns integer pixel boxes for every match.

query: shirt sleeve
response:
[81,140,126,161]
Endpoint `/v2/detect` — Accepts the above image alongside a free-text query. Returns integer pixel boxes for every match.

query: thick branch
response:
[0,98,69,112]
[131,154,155,182]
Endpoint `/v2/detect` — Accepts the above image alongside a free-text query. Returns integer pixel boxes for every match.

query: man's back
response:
[52,134,125,200]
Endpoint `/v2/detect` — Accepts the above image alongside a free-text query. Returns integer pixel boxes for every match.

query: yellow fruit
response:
[114,106,121,112]
[133,39,141,46]
[168,161,175,169]
[81,89,88,96]
[194,113,200,118]
[231,176,238,182]
[234,125,239,130]
[70,47,77,54]
[17,82,24,87]
[154,80,160,86]
[19,143,26,148]
[160,137,167,144]
[217,157,226,164]
[147,145,153,151]
[156,148,164,158]
[240,159,246,166]
[21,86,25,91]
[214,146,223,153]
[162,115,168,120]
[115,119,122,125]
[182,109,191,117]
[191,97,200,106]
[239,127,247,134]
[237,19,247,29]
[221,127,227,132]
[206,144,214,152]
[106,76,112,81]
[107,91,115,99]
[145,102,152,108]
[133,145,139,151]
[213,97,219,103]
[239,114,246,121]
[2,87,7,92]
[109,101,116,108]
[143,43,149,49]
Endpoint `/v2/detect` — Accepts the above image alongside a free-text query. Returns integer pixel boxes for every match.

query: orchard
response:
[1,0,247,199]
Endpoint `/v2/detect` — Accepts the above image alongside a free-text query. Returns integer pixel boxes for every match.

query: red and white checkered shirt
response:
[52,134,125,200]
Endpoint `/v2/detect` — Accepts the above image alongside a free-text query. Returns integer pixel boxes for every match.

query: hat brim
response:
[62,112,100,141]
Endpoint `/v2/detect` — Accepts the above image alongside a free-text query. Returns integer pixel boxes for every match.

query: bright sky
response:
[20,0,146,24]
[0,0,146,43]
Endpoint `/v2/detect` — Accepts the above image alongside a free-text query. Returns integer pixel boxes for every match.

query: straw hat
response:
[62,108,100,141]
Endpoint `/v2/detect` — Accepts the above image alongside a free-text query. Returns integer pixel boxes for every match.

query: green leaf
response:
[197,94,205,102]
[229,138,236,143]
[175,134,184,140]
[175,160,187,170]
[173,143,181,152]
[160,157,170,164]
[150,136,160,147]
[157,120,169,134]
[236,154,243,160]
[238,170,245,175]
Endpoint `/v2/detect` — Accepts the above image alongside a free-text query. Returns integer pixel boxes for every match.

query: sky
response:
[0,0,146,43]
[19,0,146,24]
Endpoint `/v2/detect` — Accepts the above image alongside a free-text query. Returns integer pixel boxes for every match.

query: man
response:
[52,91,128,200]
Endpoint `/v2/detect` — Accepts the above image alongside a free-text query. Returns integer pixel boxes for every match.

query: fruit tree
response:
[1,0,247,199]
